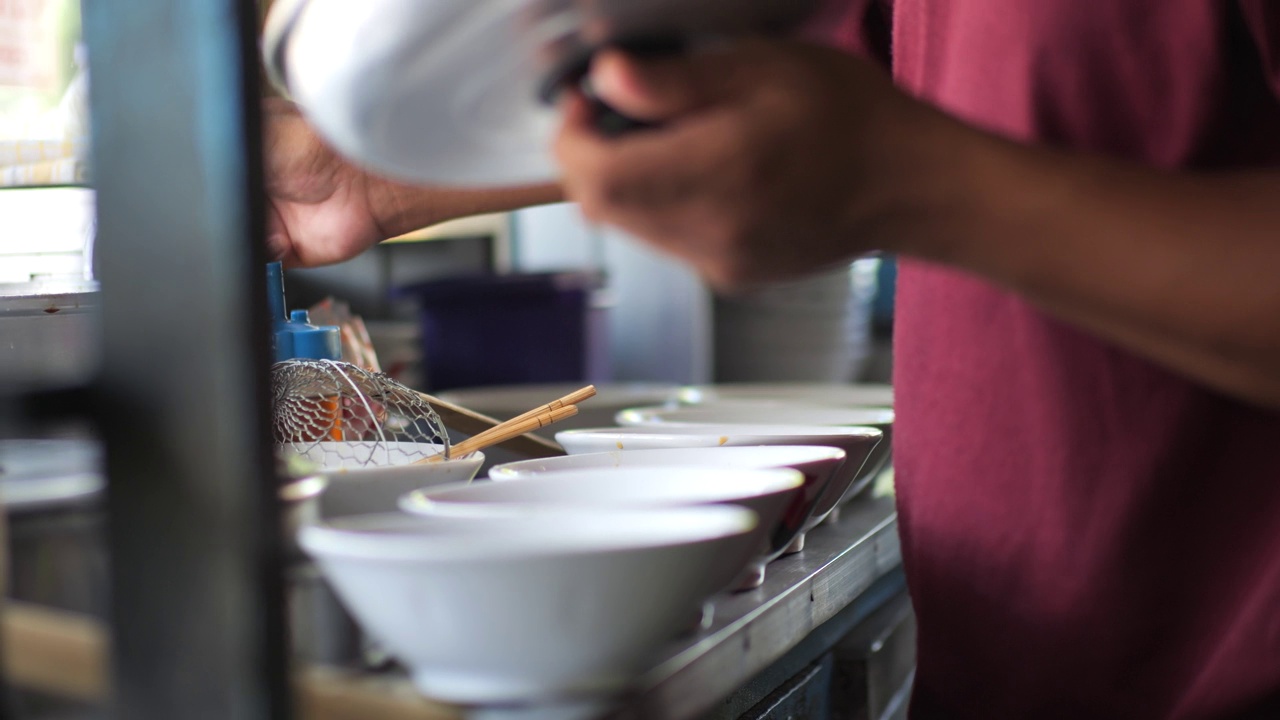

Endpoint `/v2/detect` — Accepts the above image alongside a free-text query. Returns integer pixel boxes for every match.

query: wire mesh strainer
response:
[271,359,451,468]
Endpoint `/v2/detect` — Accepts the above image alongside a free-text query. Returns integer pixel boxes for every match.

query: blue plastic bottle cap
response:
[277,309,342,362]
[267,262,342,362]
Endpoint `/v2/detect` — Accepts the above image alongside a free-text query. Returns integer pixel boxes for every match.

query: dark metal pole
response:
[82,0,288,717]
[0,388,13,720]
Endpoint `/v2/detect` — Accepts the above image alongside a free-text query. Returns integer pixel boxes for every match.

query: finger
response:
[557,114,748,247]
[587,45,749,122]
[265,203,296,265]
[262,96,299,117]
[556,89,597,133]
[557,98,748,206]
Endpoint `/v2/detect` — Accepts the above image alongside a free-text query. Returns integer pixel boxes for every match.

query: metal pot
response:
[0,438,108,617]
[280,474,325,561]
[279,473,368,668]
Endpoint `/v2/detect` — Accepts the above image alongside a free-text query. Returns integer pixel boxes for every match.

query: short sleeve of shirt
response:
[799,0,893,66]
[1239,0,1280,97]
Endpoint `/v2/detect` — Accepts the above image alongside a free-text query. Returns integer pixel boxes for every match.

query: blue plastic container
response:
[266,262,341,361]
[397,272,608,391]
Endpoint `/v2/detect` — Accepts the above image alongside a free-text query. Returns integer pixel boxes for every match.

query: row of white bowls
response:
[286,383,893,709]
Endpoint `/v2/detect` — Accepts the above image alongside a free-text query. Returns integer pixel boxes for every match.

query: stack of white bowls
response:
[669,382,895,507]
[616,404,894,506]
[285,383,894,713]
[714,264,875,382]
[677,382,893,409]
[556,424,882,533]
[278,440,488,666]
[419,449,842,589]
[302,506,762,712]
[287,438,823,714]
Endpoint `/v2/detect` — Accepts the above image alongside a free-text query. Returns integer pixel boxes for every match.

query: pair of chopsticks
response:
[422,385,597,463]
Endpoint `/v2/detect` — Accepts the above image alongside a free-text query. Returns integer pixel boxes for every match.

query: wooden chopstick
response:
[462,385,597,448]
[427,405,580,463]
[414,391,564,458]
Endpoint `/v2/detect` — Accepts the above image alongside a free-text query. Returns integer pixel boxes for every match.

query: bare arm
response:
[264,98,563,267]
[930,134,1280,407]
[371,182,564,242]
[553,43,1280,409]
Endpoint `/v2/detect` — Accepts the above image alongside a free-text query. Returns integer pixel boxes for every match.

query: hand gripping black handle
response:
[539,35,687,137]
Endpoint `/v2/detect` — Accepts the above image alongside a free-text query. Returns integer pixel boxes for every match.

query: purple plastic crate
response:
[396,271,608,392]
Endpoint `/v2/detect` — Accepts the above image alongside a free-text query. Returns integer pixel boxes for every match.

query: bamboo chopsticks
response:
[415,394,564,458]
[421,385,597,463]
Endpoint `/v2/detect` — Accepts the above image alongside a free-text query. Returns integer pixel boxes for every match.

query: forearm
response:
[371,180,564,238]
[917,132,1280,408]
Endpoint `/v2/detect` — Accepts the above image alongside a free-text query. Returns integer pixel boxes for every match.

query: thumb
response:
[588,47,736,122]
[265,204,295,266]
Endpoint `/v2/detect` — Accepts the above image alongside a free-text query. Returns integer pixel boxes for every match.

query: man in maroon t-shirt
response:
[267,2,1280,717]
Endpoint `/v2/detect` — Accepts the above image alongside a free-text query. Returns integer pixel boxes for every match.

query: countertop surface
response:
[456,495,903,720]
[2,495,903,720]
[616,495,902,719]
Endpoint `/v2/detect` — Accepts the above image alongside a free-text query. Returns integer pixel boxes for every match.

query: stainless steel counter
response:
[616,495,904,719]
[0,495,906,720]
[370,495,905,720]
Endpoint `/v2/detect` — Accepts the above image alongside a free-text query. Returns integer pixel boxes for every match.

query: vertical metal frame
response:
[82,0,288,718]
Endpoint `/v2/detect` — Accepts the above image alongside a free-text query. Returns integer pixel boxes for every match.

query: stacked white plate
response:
[556,423,882,525]
[714,264,873,383]
[677,382,893,409]
[615,404,894,506]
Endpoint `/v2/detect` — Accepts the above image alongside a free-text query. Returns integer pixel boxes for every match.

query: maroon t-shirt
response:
[825,2,1280,718]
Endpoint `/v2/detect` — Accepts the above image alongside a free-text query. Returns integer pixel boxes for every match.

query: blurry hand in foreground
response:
[263,98,561,268]
[553,41,971,290]
[553,40,1280,405]
[263,98,396,267]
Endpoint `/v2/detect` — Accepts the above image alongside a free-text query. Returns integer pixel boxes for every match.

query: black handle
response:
[540,35,687,137]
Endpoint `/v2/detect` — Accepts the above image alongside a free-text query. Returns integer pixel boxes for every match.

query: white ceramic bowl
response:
[278,441,484,519]
[489,445,846,556]
[402,466,801,590]
[616,405,894,506]
[299,506,760,704]
[677,383,893,408]
[616,404,894,430]
[555,425,882,530]
[439,383,682,434]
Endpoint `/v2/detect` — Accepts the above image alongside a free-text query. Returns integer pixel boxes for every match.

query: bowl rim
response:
[299,505,760,561]
[676,382,894,406]
[555,425,884,443]
[277,441,484,473]
[489,445,848,480]
[616,404,896,428]
[402,466,805,518]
